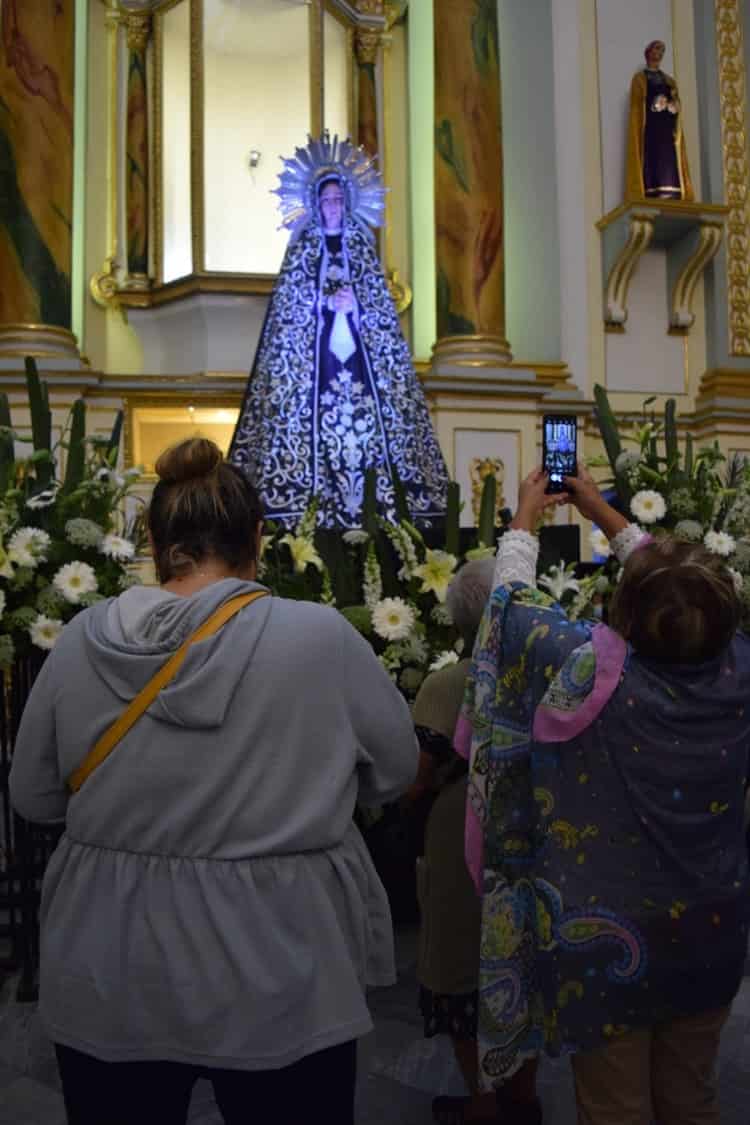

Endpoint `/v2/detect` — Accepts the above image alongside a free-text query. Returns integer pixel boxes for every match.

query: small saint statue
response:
[625,40,693,201]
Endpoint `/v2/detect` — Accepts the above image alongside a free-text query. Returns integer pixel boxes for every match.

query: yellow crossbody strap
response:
[67,589,270,794]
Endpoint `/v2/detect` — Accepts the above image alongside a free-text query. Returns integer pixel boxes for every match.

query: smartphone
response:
[542,414,577,493]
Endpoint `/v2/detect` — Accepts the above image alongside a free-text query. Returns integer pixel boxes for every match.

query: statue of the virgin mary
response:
[229,135,449,528]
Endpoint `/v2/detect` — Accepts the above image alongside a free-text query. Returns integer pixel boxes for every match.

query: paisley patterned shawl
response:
[230,221,448,527]
[458,582,750,1089]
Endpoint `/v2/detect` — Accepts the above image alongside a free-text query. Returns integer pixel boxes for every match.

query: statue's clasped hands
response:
[332,286,356,314]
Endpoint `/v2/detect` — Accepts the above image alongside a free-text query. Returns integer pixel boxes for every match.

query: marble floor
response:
[0,930,748,1124]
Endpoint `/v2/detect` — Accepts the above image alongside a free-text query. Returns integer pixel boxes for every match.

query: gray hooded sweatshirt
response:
[10,578,418,1069]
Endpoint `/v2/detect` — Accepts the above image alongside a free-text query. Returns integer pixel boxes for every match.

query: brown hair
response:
[608,537,740,664]
[148,438,263,582]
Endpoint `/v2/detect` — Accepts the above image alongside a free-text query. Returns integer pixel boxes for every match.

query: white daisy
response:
[7,527,51,568]
[589,528,611,558]
[429,650,460,673]
[53,561,98,604]
[371,597,416,642]
[630,490,666,524]
[100,534,136,561]
[29,614,64,651]
[704,529,736,557]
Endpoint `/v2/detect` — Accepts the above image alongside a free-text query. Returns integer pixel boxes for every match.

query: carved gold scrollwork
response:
[715,0,750,356]
[90,259,121,309]
[386,268,412,315]
[125,10,151,53]
[355,27,380,65]
[355,0,385,15]
[604,215,654,328]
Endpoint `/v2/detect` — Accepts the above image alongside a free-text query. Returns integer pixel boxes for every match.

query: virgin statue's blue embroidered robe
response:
[230,223,448,528]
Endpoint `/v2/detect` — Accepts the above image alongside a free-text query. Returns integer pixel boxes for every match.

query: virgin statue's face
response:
[319,182,345,233]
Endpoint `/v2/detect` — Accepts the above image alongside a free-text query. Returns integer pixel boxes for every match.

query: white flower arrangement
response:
[704,530,736,557]
[372,597,416,642]
[100,533,136,561]
[412,549,458,603]
[8,527,51,568]
[589,528,611,558]
[53,561,99,604]
[28,614,64,651]
[0,359,144,663]
[429,650,460,672]
[630,490,667,524]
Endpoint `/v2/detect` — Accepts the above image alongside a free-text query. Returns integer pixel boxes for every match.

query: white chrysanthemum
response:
[29,614,64,651]
[100,533,135,561]
[26,486,58,510]
[429,650,460,673]
[630,490,666,524]
[704,529,736,557]
[589,528,611,558]
[342,529,369,545]
[280,534,323,574]
[53,561,98,604]
[7,527,51,568]
[65,518,105,548]
[412,549,458,603]
[371,597,416,642]
[728,567,744,594]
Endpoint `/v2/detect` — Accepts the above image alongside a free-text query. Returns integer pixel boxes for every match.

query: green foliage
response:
[478,474,497,548]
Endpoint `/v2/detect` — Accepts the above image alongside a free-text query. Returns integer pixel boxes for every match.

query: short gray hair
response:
[445,556,496,642]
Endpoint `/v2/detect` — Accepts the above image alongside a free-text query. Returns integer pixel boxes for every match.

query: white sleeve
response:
[493,529,539,589]
[610,523,651,563]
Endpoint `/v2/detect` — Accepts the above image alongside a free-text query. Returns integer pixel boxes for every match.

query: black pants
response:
[55,1038,357,1125]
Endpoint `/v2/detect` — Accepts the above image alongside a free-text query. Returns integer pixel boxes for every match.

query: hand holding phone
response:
[542,414,577,494]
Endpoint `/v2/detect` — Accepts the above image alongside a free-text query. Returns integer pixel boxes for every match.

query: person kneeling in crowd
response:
[10,437,418,1125]
[457,465,750,1125]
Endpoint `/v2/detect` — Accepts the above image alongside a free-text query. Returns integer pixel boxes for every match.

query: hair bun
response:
[155,437,223,485]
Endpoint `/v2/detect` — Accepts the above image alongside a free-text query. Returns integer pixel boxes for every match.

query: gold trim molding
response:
[715,0,750,356]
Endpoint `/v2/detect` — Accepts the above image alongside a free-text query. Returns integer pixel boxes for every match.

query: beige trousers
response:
[571,1006,730,1125]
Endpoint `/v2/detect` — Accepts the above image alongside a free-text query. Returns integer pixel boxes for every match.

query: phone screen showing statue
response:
[543,417,577,493]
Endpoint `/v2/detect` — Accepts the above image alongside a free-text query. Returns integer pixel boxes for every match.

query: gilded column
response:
[124,9,151,287]
[354,21,381,157]
[433,0,511,367]
[0,0,78,361]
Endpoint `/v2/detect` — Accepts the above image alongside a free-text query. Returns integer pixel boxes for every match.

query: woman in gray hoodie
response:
[10,437,418,1125]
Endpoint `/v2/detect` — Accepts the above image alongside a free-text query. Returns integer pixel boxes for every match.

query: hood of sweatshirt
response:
[81,578,273,729]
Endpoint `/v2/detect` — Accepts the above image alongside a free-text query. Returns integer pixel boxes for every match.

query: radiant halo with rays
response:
[273,131,387,243]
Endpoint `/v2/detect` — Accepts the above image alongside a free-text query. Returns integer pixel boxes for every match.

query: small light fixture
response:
[248,149,261,170]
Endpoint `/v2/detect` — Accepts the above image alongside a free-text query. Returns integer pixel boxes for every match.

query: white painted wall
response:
[605,248,685,396]
[596,0,673,214]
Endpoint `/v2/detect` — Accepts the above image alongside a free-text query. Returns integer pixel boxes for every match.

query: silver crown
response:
[273,132,386,242]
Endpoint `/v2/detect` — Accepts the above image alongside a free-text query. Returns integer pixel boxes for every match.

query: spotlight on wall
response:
[248,150,261,170]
